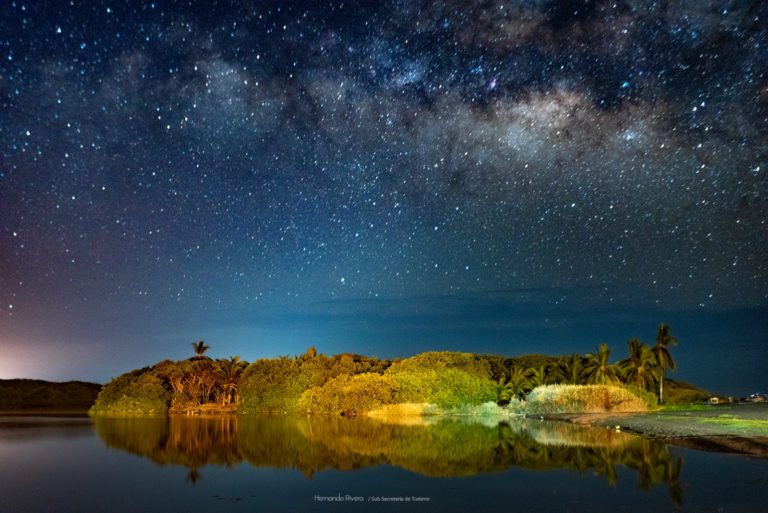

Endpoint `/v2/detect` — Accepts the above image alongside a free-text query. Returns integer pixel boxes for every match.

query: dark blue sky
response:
[1,1,766,395]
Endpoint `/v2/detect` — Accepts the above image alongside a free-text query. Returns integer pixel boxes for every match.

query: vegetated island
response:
[0,379,102,414]
[89,324,709,422]
[90,325,768,458]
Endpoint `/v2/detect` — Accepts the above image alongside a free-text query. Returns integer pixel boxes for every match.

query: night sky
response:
[1,1,766,394]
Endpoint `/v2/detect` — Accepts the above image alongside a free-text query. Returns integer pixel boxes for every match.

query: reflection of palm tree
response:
[94,413,685,505]
[584,343,618,384]
[652,324,677,404]
[593,447,619,486]
[626,438,674,492]
[191,340,211,360]
[620,339,657,391]
[665,456,685,507]
[563,446,591,473]
[186,467,202,485]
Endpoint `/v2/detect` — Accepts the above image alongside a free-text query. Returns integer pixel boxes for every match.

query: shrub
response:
[388,351,491,377]
[238,358,306,413]
[298,373,397,414]
[430,401,508,422]
[388,367,497,408]
[525,385,649,414]
[367,403,431,418]
[90,368,170,416]
[385,352,497,408]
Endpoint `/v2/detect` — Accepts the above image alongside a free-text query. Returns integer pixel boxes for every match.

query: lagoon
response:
[0,414,766,513]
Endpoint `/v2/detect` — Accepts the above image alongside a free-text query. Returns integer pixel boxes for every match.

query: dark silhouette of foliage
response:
[0,379,101,411]
[191,340,211,360]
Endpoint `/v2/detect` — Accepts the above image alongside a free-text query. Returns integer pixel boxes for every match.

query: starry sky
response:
[1,1,766,394]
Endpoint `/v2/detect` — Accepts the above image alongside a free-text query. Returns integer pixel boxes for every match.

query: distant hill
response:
[0,379,102,412]
[664,378,711,405]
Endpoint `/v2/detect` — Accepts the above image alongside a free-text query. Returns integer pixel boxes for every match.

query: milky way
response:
[1,1,766,391]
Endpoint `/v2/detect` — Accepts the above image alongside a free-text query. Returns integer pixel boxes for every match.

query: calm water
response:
[0,415,766,513]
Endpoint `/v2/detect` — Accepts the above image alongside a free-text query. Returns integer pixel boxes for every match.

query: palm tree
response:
[620,339,658,391]
[652,323,678,404]
[527,364,551,388]
[499,367,532,401]
[217,356,247,405]
[191,340,210,360]
[583,343,619,384]
[558,353,585,385]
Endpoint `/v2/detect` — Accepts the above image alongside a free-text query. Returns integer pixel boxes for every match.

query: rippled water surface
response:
[0,415,766,512]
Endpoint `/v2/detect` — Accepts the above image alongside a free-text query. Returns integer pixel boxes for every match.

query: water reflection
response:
[94,415,684,503]
[0,415,93,441]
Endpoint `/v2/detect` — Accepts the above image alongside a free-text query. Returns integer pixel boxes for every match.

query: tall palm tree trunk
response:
[659,370,664,405]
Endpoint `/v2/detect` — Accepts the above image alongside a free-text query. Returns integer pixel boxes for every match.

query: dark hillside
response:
[0,379,102,411]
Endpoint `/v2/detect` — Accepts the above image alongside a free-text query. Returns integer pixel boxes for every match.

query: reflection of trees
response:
[496,421,685,506]
[94,416,684,504]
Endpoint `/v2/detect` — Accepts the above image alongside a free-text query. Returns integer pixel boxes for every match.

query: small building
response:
[708,397,720,405]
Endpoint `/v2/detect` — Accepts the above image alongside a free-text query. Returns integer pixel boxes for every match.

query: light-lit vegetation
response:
[90,324,704,417]
[525,385,652,414]
[90,367,171,416]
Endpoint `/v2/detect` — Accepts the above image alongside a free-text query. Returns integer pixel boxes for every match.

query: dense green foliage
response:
[90,353,249,416]
[385,352,497,408]
[0,379,101,411]
[90,367,171,416]
[91,324,701,416]
[298,373,397,414]
[238,351,390,414]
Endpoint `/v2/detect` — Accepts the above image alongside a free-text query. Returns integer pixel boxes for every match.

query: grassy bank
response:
[523,384,653,414]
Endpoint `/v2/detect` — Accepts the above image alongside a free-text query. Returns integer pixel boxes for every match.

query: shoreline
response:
[0,410,90,416]
[545,403,768,458]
